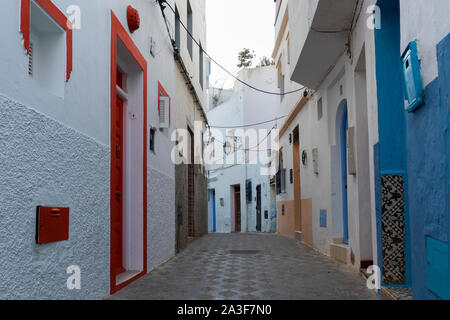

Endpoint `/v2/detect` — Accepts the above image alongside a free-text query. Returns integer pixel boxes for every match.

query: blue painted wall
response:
[374,0,407,173]
[406,33,450,300]
[374,0,411,286]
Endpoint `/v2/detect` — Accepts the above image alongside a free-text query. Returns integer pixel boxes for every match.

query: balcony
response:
[290,0,359,90]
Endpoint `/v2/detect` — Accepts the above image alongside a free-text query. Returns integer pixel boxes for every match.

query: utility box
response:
[347,126,356,175]
[401,41,424,113]
[36,206,69,244]
[426,236,450,299]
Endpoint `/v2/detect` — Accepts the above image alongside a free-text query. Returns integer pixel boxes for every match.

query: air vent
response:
[28,42,33,76]
[159,96,170,128]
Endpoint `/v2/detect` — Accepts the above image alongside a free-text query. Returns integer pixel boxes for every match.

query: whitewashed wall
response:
[0,0,178,298]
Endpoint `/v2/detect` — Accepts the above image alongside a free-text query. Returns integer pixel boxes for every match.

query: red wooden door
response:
[112,95,125,275]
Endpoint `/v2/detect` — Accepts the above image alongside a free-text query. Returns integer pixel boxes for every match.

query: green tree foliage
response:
[258,56,275,67]
[237,48,255,68]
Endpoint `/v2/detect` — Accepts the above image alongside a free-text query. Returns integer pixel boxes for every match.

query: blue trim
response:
[212,190,216,232]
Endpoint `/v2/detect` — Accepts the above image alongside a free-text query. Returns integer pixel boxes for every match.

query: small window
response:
[317,97,323,120]
[199,43,204,89]
[175,6,181,49]
[246,179,252,203]
[277,56,285,101]
[187,1,193,59]
[150,128,156,152]
[158,82,170,128]
[23,0,73,97]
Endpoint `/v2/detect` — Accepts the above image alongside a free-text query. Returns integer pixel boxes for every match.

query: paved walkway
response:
[109,233,379,300]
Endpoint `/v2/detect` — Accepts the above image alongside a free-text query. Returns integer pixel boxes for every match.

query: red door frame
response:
[110,11,147,295]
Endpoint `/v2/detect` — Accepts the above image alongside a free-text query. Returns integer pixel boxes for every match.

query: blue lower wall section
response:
[437,34,450,290]
[406,33,450,300]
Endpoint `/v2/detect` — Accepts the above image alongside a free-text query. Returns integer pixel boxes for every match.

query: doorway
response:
[208,189,216,233]
[256,185,262,232]
[110,12,147,294]
[188,127,195,238]
[292,126,301,232]
[340,105,349,244]
[233,185,241,232]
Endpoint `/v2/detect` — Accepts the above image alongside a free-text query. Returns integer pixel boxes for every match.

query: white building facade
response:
[0,0,206,299]
[207,67,279,234]
[275,0,450,299]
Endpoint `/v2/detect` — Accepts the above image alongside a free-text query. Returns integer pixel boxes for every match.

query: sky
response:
[206,0,276,89]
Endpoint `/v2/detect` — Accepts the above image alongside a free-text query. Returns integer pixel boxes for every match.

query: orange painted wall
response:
[277,200,295,239]
[301,198,313,247]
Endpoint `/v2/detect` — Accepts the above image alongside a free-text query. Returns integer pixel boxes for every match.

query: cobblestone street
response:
[109,233,379,300]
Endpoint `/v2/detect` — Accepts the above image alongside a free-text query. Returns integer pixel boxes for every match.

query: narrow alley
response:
[109,233,377,300]
[0,0,448,304]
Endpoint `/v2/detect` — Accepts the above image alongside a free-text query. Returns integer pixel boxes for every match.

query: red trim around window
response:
[20,0,73,81]
[158,81,171,127]
[110,11,148,295]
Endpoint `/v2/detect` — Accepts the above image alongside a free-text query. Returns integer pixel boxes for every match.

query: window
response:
[175,6,180,49]
[286,33,290,64]
[21,0,73,97]
[150,128,156,152]
[187,1,193,59]
[277,56,285,101]
[199,43,204,89]
[158,82,170,128]
[317,97,323,120]
[246,179,252,203]
[276,149,286,194]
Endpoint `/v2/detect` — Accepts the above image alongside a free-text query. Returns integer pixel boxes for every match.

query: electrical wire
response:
[157,0,305,96]
[207,115,287,129]
[206,123,278,153]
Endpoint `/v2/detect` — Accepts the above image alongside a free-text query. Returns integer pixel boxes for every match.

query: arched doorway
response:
[331,99,349,245]
[340,106,349,244]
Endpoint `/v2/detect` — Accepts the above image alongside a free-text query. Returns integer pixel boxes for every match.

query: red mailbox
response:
[36,206,69,244]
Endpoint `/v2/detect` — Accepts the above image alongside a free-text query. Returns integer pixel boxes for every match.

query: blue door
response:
[212,190,216,232]
[341,107,349,244]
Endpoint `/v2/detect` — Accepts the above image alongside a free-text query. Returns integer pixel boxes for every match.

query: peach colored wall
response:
[301,198,313,247]
[277,200,295,239]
